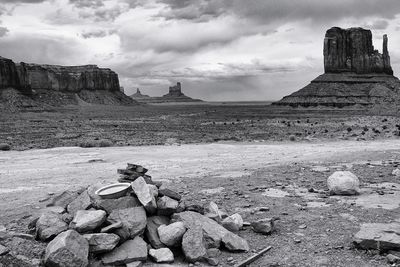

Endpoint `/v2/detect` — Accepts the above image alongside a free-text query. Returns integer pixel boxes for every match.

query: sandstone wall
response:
[25,64,120,92]
[324,27,393,75]
[0,57,31,94]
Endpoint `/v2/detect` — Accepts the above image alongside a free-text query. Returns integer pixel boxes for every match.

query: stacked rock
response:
[32,164,250,266]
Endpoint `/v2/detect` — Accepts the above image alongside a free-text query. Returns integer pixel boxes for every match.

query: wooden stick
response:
[234,246,272,267]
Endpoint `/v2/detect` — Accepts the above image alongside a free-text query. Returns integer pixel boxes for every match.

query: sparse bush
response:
[0,143,11,151]
[79,140,97,148]
[346,127,352,132]
[98,139,113,147]
[289,135,296,141]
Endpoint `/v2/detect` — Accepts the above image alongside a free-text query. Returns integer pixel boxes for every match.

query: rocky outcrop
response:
[324,27,393,75]
[131,82,202,103]
[25,64,120,92]
[164,82,184,97]
[130,88,150,99]
[0,57,31,94]
[274,27,400,107]
[0,56,137,107]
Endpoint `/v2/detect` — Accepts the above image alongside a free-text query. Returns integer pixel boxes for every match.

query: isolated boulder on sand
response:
[327,171,360,195]
[44,230,89,267]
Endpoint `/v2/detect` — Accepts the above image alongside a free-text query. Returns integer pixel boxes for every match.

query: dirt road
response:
[1,139,400,221]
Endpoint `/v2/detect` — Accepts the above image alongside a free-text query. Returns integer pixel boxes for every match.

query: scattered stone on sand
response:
[158,222,187,247]
[131,176,157,214]
[100,221,123,233]
[146,216,170,249]
[107,207,147,240]
[262,188,290,198]
[83,233,120,253]
[44,230,89,267]
[387,253,400,264]
[157,196,179,216]
[311,166,330,172]
[221,231,249,252]
[222,213,243,232]
[102,236,148,265]
[392,168,400,177]
[36,212,68,241]
[251,218,275,235]
[149,248,174,263]
[0,244,9,256]
[327,171,360,195]
[353,222,400,251]
[70,210,106,233]
[200,187,225,195]
[67,190,92,216]
[158,188,182,201]
[182,224,207,262]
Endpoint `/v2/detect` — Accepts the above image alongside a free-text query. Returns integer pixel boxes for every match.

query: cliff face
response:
[25,64,120,92]
[274,27,400,107]
[0,57,31,94]
[0,56,136,107]
[324,27,393,75]
[164,82,184,97]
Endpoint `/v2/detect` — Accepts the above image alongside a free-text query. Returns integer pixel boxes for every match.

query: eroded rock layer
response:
[0,56,136,107]
[274,27,399,107]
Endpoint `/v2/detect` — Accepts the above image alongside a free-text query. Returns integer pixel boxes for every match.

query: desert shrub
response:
[98,139,113,147]
[79,140,97,148]
[0,143,11,151]
[289,135,296,141]
[346,127,352,132]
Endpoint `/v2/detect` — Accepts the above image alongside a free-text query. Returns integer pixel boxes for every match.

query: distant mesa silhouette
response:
[274,27,400,107]
[130,82,202,103]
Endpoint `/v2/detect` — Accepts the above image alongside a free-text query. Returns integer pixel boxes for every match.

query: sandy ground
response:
[3,140,400,266]
[1,139,400,221]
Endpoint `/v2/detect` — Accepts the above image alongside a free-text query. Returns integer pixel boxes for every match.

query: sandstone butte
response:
[0,56,136,106]
[130,82,203,103]
[274,27,400,107]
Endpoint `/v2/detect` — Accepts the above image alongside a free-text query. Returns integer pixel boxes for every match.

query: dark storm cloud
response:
[81,29,117,38]
[156,0,400,23]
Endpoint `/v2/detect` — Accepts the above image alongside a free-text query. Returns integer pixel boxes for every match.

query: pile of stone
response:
[30,163,269,266]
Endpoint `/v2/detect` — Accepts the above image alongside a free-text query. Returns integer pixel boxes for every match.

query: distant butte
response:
[274,27,400,107]
[130,82,202,103]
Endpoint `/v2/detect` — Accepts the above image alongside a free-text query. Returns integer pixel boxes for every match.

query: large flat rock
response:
[353,223,400,251]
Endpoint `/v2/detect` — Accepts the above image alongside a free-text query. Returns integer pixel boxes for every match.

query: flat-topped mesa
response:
[164,82,184,97]
[24,63,120,92]
[324,27,393,75]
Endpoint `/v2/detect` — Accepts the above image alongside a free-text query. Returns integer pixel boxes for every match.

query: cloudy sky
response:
[1,0,400,101]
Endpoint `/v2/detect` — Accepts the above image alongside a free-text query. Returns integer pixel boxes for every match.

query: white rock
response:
[327,171,360,195]
[392,169,400,177]
[70,210,106,233]
[222,213,243,232]
[149,248,174,263]
[158,222,186,247]
[131,177,157,214]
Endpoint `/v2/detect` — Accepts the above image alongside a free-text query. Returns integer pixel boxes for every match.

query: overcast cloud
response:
[0,0,399,100]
